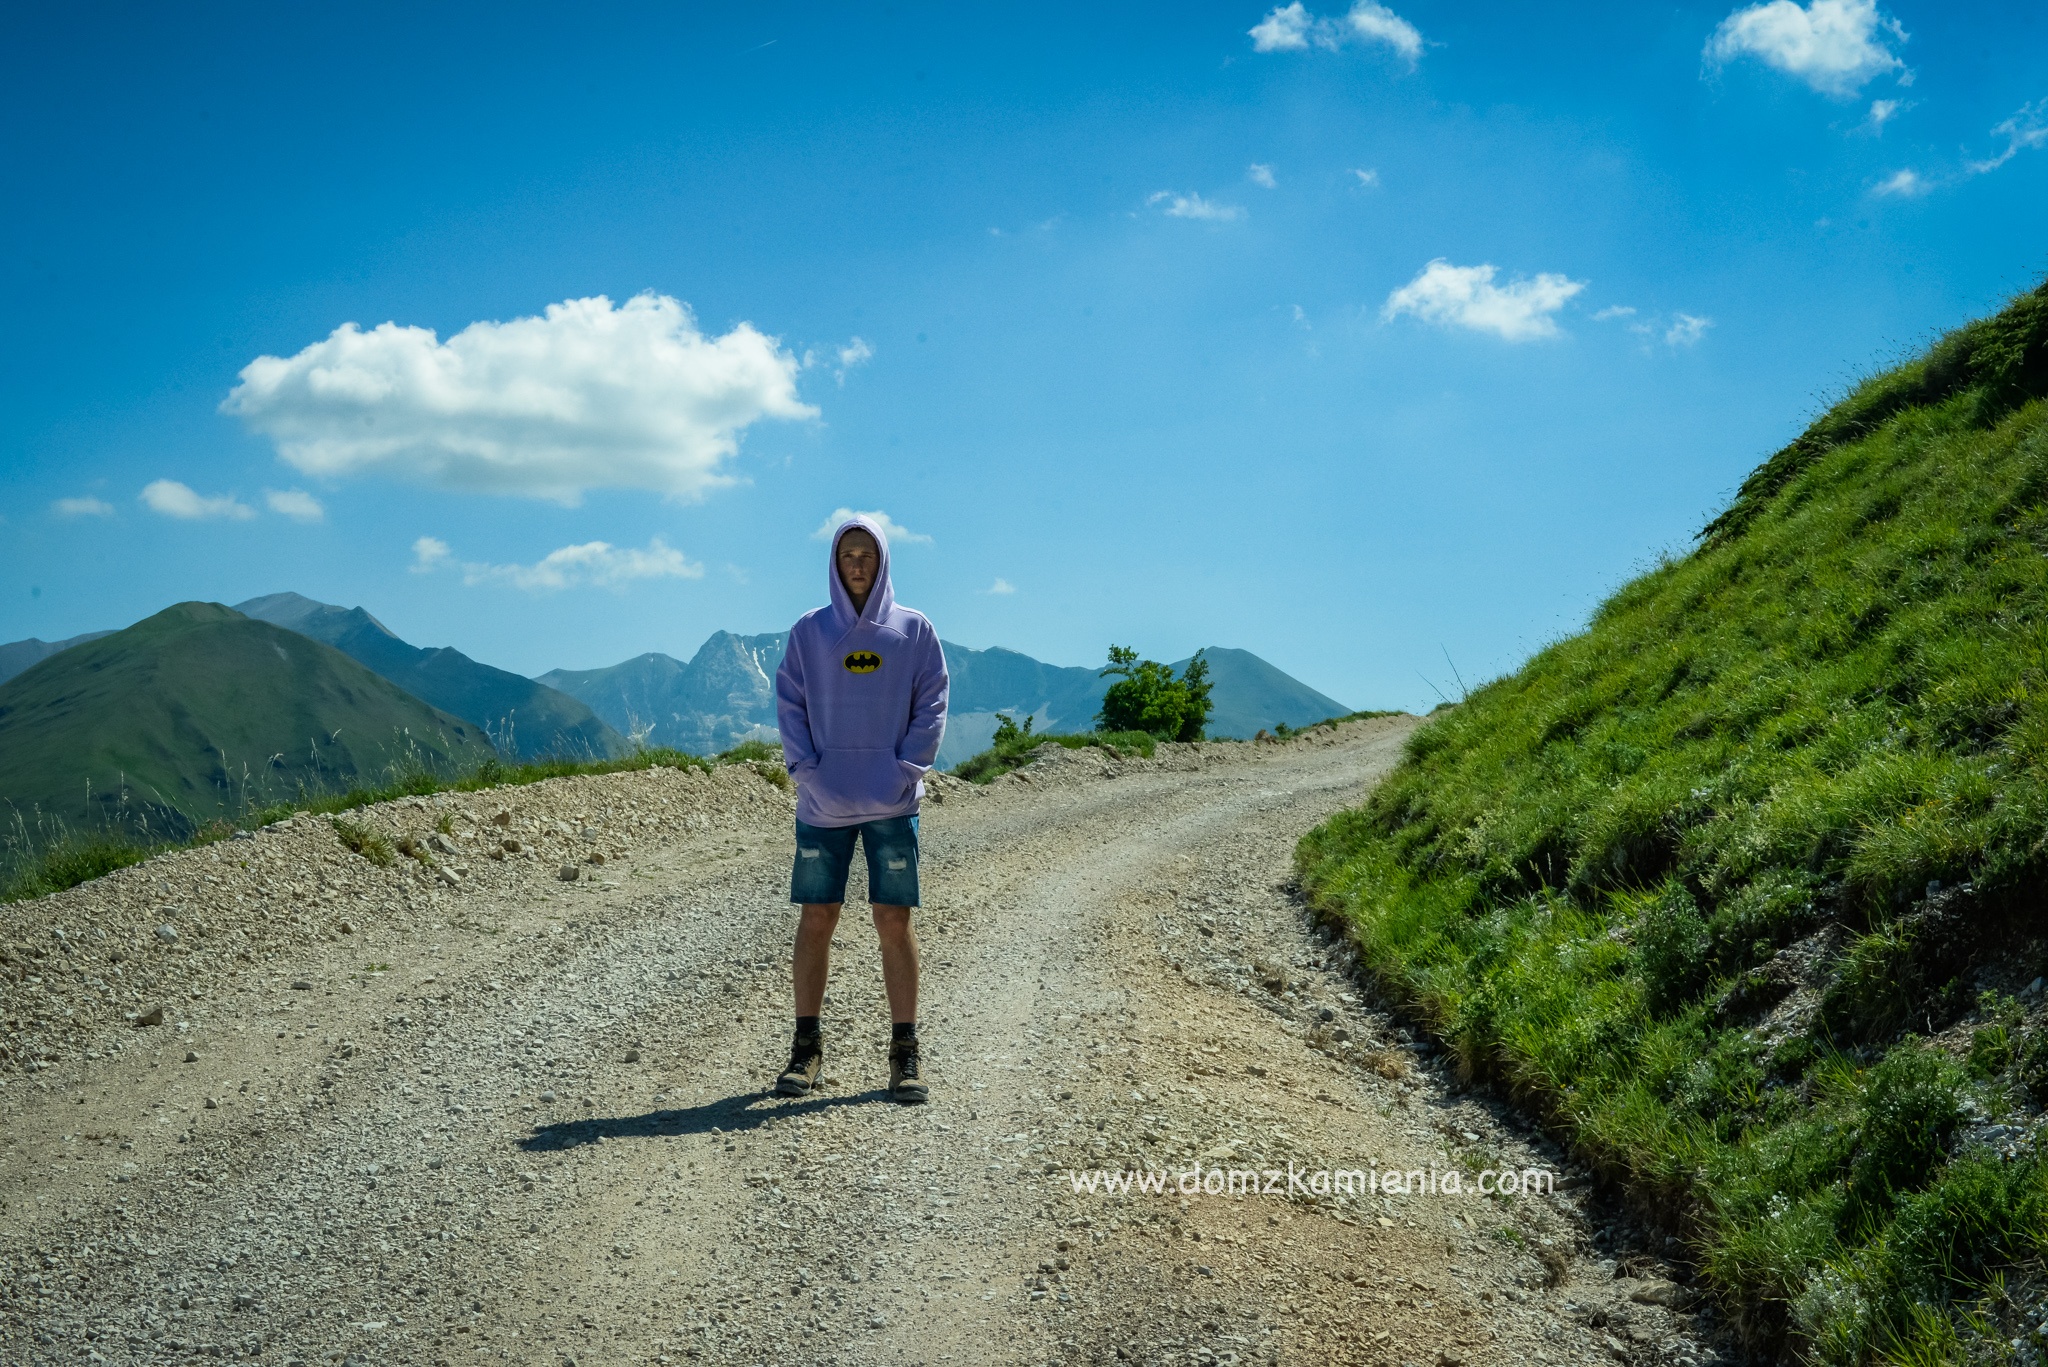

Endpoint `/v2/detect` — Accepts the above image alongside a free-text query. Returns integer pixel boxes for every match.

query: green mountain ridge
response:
[0,602,493,839]
[235,592,627,760]
[1298,281,2048,1361]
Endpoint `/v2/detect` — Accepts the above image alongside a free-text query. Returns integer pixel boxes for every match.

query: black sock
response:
[892,1021,917,1043]
[795,1015,821,1040]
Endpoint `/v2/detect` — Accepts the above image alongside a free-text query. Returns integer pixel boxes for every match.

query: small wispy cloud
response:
[812,508,932,546]
[1865,98,1904,133]
[1382,259,1587,342]
[413,534,703,591]
[1665,314,1714,347]
[1247,163,1277,189]
[1250,1,1423,65]
[1591,305,1638,321]
[140,480,256,521]
[984,578,1017,596]
[1704,0,1908,98]
[264,489,325,522]
[1349,168,1381,188]
[1967,100,2048,174]
[52,496,114,518]
[805,336,875,386]
[411,536,452,573]
[1871,167,1929,197]
[1147,191,1246,223]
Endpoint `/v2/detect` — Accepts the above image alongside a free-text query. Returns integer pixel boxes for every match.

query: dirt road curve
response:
[3,718,1719,1367]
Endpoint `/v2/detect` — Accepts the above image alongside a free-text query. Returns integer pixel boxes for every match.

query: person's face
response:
[836,528,880,602]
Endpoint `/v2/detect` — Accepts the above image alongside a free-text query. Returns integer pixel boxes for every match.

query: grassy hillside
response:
[0,602,493,840]
[1299,283,2048,1363]
[237,592,627,759]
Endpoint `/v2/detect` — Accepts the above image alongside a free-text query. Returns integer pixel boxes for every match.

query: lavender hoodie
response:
[775,515,949,828]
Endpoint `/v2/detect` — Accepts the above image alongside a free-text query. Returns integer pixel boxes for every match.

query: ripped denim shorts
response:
[789,815,920,907]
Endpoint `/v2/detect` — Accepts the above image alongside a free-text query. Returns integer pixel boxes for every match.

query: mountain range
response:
[235,593,625,760]
[1,594,1354,814]
[542,638,1350,768]
[0,602,491,837]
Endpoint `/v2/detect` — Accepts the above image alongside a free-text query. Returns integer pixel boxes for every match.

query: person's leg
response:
[870,903,919,1024]
[780,820,856,1096]
[793,902,843,1016]
[861,815,928,1102]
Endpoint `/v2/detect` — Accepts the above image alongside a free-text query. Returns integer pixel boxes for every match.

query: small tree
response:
[1097,646,1212,742]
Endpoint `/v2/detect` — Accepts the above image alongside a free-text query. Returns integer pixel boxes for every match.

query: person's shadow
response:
[516,1086,891,1152]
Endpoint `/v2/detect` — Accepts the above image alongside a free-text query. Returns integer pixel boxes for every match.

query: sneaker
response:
[888,1038,929,1104]
[776,1035,823,1096]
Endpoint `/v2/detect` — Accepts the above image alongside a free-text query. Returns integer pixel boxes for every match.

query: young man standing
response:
[773,514,948,1103]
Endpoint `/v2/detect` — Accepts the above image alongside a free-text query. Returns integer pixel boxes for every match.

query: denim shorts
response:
[790,815,920,907]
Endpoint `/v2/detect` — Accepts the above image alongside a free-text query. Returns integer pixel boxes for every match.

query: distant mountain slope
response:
[0,630,115,686]
[546,633,1351,767]
[0,602,493,838]
[1181,647,1350,741]
[539,631,788,755]
[236,592,627,760]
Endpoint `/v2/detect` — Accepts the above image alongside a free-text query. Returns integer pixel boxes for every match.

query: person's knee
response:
[799,903,843,935]
[871,905,914,940]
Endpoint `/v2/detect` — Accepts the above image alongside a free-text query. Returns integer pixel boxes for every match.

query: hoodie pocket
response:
[807,747,912,819]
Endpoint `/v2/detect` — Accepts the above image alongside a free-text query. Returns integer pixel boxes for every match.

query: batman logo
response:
[843,650,882,674]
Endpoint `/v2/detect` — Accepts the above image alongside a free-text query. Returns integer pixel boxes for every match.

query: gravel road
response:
[3,719,1722,1367]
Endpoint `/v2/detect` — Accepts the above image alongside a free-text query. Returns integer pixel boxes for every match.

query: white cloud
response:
[1705,0,1906,98]
[411,536,452,573]
[414,534,702,591]
[52,496,113,518]
[1866,98,1902,132]
[1350,167,1381,188]
[1871,167,1929,197]
[1665,314,1714,347]
[264,488,325,522]
[1591,305,1639,321]
[1147,191,1246,223]
[1249,2,1316,51]
[1249,2,1422,63]
[1345,1,1423,63]
[812,508,933,546]
[835,337,874,383]
[140,479,256,521]
[1968,100,2048,175]
[1247,163,1277,189]
[222,292,816,506]
[1381,260,1587,342]
[984,578,1017,595]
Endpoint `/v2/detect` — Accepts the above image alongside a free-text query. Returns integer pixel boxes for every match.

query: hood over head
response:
[827,513,895,629]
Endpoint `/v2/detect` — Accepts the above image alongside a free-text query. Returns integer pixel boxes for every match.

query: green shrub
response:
[1097,645,1212,741]
[330,817,394,867]
[952,715,1157,784]
[1636,883,1712,1015]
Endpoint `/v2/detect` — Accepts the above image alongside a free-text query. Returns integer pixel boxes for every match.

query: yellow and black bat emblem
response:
[843,650,882,674]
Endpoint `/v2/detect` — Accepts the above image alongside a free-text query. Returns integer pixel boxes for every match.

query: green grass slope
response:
[0,602,493,840]
[1299,283,2048,1364]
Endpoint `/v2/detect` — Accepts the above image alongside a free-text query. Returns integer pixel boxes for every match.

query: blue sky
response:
[3,1,2044,710]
